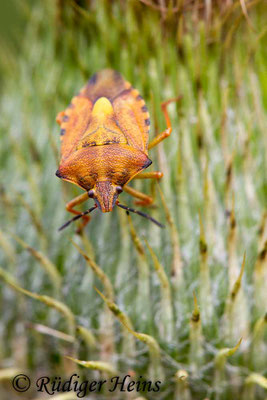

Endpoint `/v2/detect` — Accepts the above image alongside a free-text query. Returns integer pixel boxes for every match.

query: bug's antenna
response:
[58,205,97,231]
[117,203,164,228]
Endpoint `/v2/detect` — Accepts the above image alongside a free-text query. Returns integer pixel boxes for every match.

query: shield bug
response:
[56,69,177,231]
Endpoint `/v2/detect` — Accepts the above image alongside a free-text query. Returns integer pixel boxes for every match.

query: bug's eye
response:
[88,189,95,198]
[116,186,123,194]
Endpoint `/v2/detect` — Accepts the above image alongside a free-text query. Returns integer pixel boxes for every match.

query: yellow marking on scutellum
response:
[92,97,114,117]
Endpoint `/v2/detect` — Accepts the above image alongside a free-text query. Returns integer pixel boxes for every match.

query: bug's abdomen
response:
[58,69,151,161]
[83,70,151,153]
[84,69,130,102]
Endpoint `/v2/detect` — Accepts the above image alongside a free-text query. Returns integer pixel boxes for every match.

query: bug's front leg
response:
[123,185,154,207]
[133,171,163,180]
[148,97,181,150]
[65,192,91,233]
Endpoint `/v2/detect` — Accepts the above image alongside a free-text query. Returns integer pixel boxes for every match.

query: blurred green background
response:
[0,1,266,399]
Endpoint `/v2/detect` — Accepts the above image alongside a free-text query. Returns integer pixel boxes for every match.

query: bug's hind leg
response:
[123,185,154,207]
[148,97,181,150]
[65,192,91,233]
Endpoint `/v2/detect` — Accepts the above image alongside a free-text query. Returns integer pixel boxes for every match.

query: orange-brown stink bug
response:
[56,69,177,231]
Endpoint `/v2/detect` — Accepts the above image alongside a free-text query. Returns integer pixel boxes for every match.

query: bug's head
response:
[88,181,122,213]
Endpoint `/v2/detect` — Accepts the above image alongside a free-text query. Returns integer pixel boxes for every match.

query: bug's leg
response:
[128,172,163,205]
[148,97,180,150]
[66,192,91,233]
[56,111,65,125]
[133,171,163,180]
[123,185,154,207]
